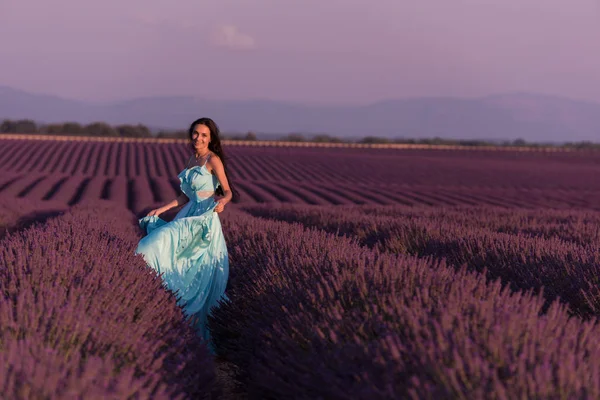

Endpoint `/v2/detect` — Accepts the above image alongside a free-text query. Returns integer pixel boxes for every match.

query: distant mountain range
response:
[1,85,599,142]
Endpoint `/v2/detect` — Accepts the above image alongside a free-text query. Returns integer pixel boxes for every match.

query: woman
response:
[135,117,236,352]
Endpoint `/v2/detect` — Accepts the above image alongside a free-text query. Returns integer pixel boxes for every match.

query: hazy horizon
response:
[3,0,600,105]
[7,84,600,108]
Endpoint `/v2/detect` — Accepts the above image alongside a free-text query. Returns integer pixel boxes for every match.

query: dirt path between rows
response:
[214,359,247,399]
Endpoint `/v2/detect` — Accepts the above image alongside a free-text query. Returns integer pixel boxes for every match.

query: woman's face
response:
[191,124,211,153]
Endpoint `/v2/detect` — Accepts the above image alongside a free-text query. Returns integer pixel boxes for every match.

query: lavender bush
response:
[210,209,600,399]
[243,204,600,318]
[0,195,66,239]
[243,204,600,248]
[347,205,600,246]
[0,200,218,399]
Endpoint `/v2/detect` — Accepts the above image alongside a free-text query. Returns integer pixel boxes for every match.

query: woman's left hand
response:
[213,197,225,213]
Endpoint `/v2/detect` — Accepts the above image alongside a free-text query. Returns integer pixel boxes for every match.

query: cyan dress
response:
[135,155,229,351]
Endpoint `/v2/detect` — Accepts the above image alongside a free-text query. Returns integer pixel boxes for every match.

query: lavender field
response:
[1,137,600,211]
[1,135,600,399]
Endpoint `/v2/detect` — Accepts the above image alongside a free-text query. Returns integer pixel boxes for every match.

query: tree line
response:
[1,119,152,138]
[0,119,258,140]
[1,118,599,149]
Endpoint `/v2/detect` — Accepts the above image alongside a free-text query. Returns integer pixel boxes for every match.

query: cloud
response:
[211,24,255,50]
[131,12,162,26]
[129,12,196,32]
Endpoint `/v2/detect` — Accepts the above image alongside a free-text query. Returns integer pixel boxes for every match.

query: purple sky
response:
[2,0,600,105]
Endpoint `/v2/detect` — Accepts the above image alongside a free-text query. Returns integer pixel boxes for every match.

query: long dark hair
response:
[188,117,240,202]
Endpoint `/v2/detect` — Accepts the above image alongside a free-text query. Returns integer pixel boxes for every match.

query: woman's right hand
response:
[147,207,164,217]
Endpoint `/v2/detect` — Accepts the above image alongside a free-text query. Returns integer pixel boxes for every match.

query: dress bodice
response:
[178,165,220,204]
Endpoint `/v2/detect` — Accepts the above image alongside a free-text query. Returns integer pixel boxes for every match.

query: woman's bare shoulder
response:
[208,152,223,164]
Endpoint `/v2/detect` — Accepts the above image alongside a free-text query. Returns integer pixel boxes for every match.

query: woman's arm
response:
[147,193,189,216]
[208,156,232,213]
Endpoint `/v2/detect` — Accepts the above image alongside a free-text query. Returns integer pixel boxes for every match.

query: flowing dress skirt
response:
[135,199,229,350]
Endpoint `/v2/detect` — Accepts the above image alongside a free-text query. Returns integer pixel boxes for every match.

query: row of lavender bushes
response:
[0,196,67,240]
[243,204,600,250]
[242,204,600,319]
[0,197,219,399]
[210,208,600,399]
[349,205,600,247]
